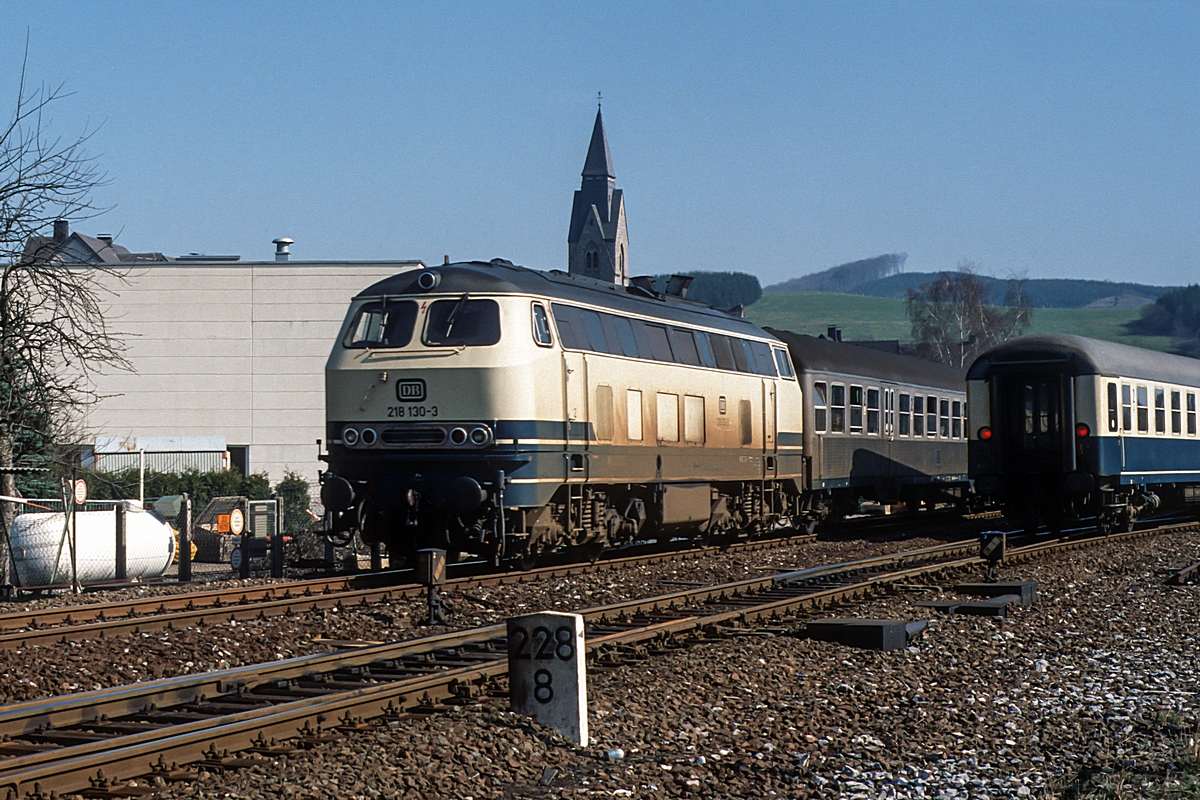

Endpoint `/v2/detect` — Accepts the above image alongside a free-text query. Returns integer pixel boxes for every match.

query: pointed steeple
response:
[581,108,615,179]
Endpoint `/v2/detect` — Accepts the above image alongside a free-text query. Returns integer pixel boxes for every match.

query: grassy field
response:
[746,291,1178,353]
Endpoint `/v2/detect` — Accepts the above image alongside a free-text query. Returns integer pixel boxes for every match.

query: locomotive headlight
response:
[469,427,491,446]
[978,427,992,441]
[343,427,360,446]
[360,427,378,446]
[449,427,468,445]
[1076,423,1090,438]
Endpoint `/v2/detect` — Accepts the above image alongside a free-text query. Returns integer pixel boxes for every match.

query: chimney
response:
[827,325,842,342]
[53,219,69,243]
[272,237,293,262]
[97,234,113,245]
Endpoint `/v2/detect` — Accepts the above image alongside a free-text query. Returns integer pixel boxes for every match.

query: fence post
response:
[271,497,284,579]
[114,503,127,581]
[179,494,192,583]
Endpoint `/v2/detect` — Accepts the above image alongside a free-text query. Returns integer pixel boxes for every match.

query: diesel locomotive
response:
[967,334,1200,533]
[319,259,973,564]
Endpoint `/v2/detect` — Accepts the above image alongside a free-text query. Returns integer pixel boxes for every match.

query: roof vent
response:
[665,275,694,298]
[272,237,293,262]
[826,326,843,342]
[628,276,660,299]
[97,233,113,245]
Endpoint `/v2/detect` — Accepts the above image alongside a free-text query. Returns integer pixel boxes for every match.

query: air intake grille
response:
[381,427,448,446]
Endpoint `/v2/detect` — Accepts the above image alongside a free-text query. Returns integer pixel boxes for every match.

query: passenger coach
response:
[968,334,1200,533]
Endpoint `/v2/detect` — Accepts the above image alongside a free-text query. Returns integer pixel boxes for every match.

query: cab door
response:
[562,351,588,480]
[763,379,777,478]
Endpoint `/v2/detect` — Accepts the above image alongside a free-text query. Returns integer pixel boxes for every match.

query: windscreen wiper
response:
[443,293,469,338]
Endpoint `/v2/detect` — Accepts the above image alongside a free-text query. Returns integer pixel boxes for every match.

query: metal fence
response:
[93,450,227,473]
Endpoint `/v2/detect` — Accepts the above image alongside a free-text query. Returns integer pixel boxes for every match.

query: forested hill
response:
[767,267,1171,310]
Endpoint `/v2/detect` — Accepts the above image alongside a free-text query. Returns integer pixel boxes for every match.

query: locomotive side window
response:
[849,386,864,434]
[748,341,778,376]
[1107,382,1118,433]
[582,310,614,353]
[532,303,553,347]
[866,388,880,435]
[952,400,963,438]
[694,331,717,368]
[730,338,751,372]
[926,395,938,437]
[594,385,614,441]
[773,348,795,379]
[709,334,737,371]
[424,297,501,346]
[812,382,828,432]
[684,395,705,443]
[344,300,418,348]
[830,384,846,433]
[898,394,911,436]
[739,399,753,445]
[643,324,675,363]
[613,317,641,358]
[940,399,951,438]
[1154,387,1166,434]
[551,304,583,349]
[627,390,643,441]
[657,392,680,442]
[1189,393,1197,436]
[600,315,626,355]
[913,396,924,436]
[1136,386,1149,433]
[1122,384,1132,432]
[670,328,702,366]
[1172,390,1182,435]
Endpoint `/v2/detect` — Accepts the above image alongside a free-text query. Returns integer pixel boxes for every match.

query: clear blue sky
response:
[3,1,1197,286]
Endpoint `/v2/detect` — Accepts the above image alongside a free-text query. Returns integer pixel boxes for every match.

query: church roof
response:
[581,108,614,179]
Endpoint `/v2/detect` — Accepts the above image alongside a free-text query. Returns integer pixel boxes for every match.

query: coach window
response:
[830,384,846,433]
[898,394,911,436]
[849,386,864,434]
[774,348,795,379]
[1122,384,1132,432]
[952,400,963,439]
[939,399,951,438]
[531,303,554,347]
[1188,393,1197,436]
[684,395,705,443]
[627,390,643,441]
[657,392,679,442]
[1155,388,1166,434]
[913,396,925,436]
[927,395,938,437]
[813,382,828,432]
[866,388,880,434]
[1172,390,1182,435]
[1136,386,1149,433]
[1106,383,1118,432]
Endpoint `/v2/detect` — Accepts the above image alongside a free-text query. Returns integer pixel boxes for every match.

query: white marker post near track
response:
[507,611,588,746]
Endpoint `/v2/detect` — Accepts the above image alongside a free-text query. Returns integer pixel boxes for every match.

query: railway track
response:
[0,509,993,650]
[0,517,1178,799]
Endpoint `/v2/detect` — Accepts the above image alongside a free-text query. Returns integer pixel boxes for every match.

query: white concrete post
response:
[507,611,588,746]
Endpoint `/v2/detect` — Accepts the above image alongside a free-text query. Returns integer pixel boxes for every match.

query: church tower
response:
[568,107,628,284]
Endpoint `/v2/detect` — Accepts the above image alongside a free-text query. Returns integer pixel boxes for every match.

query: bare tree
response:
[905,260,1032,368]
[0,48,129,583]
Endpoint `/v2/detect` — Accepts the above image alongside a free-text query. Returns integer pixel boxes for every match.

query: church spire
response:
[581,107,615,179]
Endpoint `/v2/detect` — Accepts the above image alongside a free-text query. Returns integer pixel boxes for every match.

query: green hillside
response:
[747,291,1178,353]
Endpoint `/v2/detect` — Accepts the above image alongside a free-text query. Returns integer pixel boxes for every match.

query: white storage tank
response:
[9,508,176,586]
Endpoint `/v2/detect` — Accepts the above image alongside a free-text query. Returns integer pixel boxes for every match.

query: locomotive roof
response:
[966,333,1200,384]
[356,260,778,340]
[764,329,966,390]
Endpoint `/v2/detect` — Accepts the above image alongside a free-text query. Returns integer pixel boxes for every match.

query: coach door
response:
[998,371,1070,476]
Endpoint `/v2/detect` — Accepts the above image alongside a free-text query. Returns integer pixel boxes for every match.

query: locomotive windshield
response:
[344,300,418,348]
[423,297,501,346]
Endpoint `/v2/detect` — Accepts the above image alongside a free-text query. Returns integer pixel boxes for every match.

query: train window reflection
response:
[643,324,675,362]
[1122,384,1132,432]
[1171,390,1182,435]
[927,395,938,437]
[866,388,880,435]
[710,334,737,371]
[813,382,828,432]
[830,384,846,433]
[1036,385,1050,435]
[913,396,925,436]
[1154,387,1166,434]
[898,394,911,436]
[1107,383,1118,432]
[952,400,962,438]
[613,317,640,358]
[940,398,951,438]
[532,303,553,347]
[694,332,717,368]
[1136,385,1149,433]
[670,328,702,366]
[344,300,418,348]
[1023,385,1034,435]
[1188,393,1197,436]
[849,385,864,434]
[773,348,795,379]
[424,298,501,346]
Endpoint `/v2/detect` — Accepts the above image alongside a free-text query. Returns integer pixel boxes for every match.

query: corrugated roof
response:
[966,333,1200,384]
[765,329,967,390]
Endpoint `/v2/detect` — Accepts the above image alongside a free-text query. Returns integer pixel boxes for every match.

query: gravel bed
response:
[126,528,1200,800]
[0,534,949,704]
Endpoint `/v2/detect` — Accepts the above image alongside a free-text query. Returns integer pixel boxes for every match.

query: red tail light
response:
[978,427,992,440]
[1076,423,1090,438]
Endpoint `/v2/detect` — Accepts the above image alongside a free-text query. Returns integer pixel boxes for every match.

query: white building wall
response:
[83,260,424,484]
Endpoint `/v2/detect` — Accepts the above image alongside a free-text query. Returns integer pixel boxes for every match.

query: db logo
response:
[396,379,426,402]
